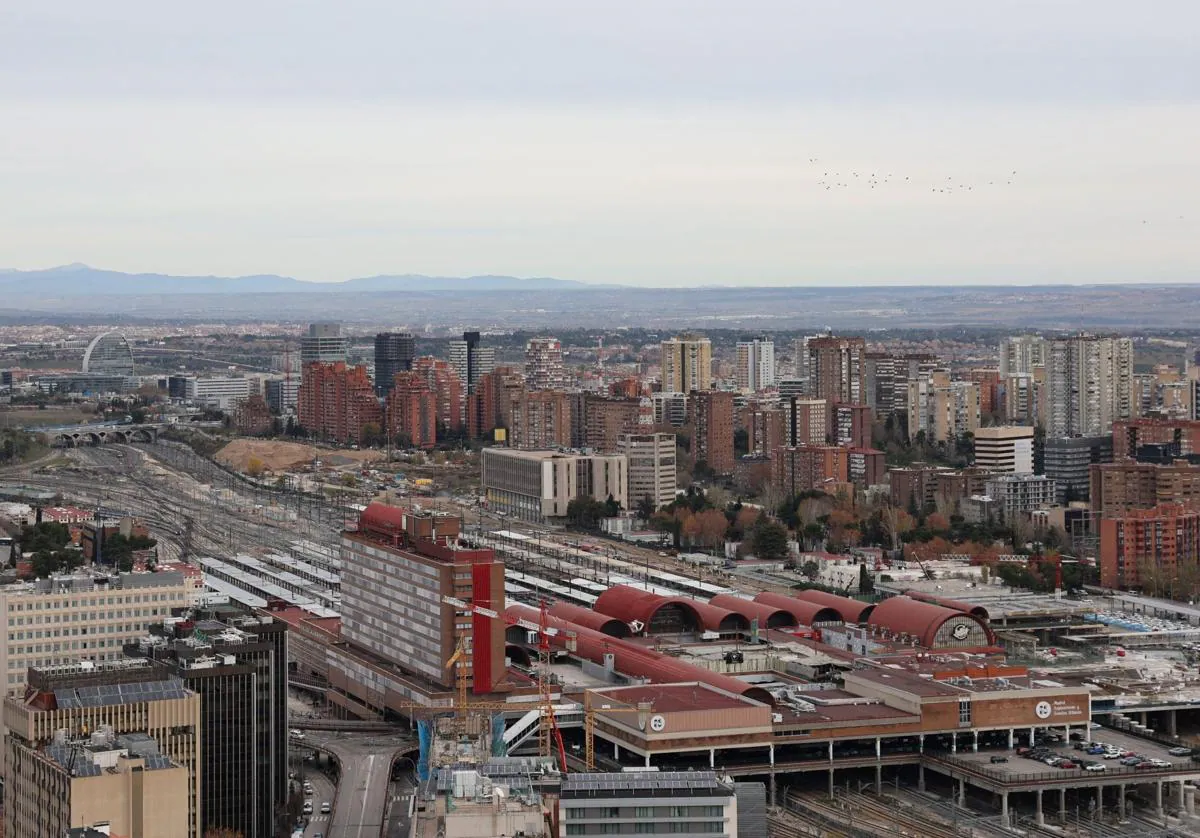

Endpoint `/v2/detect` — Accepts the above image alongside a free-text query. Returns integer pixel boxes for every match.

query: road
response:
[304,730,416,838]
[385,771,418,838]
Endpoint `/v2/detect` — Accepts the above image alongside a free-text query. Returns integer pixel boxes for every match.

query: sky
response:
[1,1,1199,287]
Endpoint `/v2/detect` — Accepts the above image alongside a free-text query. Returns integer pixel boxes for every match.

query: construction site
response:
[246,499,1200,837]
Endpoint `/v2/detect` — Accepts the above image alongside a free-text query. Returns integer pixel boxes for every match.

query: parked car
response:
[1085,763,1106,772]
[1169,747,1193,756]
[320,802,331,814]
[990,755,1008,764]
[1057,760,1077,769]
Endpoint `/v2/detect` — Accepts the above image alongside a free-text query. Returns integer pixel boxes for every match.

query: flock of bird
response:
[806,157,1017,194]
[802,157,1188,224]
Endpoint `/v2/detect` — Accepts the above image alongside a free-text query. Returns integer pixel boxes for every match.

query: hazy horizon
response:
[2,2,1198,287]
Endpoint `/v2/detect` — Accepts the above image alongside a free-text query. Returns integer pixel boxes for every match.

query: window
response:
[958,699,972,725]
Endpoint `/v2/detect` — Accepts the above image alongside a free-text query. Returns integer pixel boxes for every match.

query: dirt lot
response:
[215,439,384,474]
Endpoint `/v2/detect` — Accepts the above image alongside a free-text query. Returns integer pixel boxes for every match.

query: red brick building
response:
[689,390,735,474]
[508,389,574,449]
[386,371,439,449]
[773,445,849,496]
[297,362,382,443]
[1113,418,1200,460]
[833,403,872,449]
[968,368,1002,416]
[739,406,785,457]
[1099,503,1200,589]
[847,447,886,488]
[584,395,649,452]
[411,356,463,435]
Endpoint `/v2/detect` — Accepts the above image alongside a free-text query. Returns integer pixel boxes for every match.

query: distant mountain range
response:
[0,264,592,295]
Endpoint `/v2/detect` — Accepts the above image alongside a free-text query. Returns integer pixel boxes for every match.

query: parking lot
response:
[949,726,1196,781]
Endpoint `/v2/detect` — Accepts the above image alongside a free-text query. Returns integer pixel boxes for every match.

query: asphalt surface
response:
[304,731,415,838]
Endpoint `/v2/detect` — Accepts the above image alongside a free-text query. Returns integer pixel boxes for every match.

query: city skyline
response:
[2,2,1198,286]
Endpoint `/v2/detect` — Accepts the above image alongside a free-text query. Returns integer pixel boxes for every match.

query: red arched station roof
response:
[867,596,993,647]
[593,585,703,634]
[358,502,406,543]
[903,590,990,620]
[549,601,632,638]
[752,592,841,626]
[507,603,774,706]
[710,594,796,630]
[794,590,875,623]
[687,600,750,633]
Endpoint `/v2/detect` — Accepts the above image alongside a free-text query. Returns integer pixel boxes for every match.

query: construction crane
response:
[442,595,571,772]
[583,692,654,770]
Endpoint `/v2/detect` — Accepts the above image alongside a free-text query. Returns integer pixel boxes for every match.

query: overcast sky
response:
[2,1,1198,286]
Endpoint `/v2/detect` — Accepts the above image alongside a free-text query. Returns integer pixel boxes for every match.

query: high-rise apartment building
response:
[128,609,288,838]
[660,334,712,394]
[973,426,1035,474]
[650,392,689,427]
[735,338,775,393]
[524,337,568,391]
[449,331,495,395]
[783,397,827,447]
[1046,335,1134,437]
[773,445,849,496]
[999,335,1047,377]
[1114,418,1200,460]
[583,395,651,452]
[740,406,784,457]
[833,404,872,450]
[373,332,416,396]
[689,390,735,474]
[264,377,300,414]
[340,504,506,693]
[481,449,627,521]
[1091,459,1200,517]
[907,373,980,443]
[1001,372,1042,425]
[297,362,382,443]
[619,433,677,511]
[0,570,190,693]
[807,336,866,405]
[412,356,464,436]
[791,334,828,383]
[508,389,574,450]
[1100,503,1200,589]
[387,371,439,449]
[300,322,349,365]
[5,659,202,838]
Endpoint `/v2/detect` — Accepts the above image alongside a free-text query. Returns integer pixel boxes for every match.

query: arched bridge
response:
[32,423,161,447]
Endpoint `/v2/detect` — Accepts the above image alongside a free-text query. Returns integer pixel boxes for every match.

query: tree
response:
[603,494,621,518]
[750,516,790,561]
[858,563,875,594]
[246,457,266,478]
[799,560,820,581]
[341,473,359,488]
[692,509,728,549]
[635,495,657,520]
[566,497,608,531]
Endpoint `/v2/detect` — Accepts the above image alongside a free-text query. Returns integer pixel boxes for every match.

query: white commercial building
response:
[0,570,190,693]
[181,376,252,410]
[984,474,1058,520]
[619,432,677,511]
[481,448,627,522]
[974,426,1035,475]
[735,339,775,393]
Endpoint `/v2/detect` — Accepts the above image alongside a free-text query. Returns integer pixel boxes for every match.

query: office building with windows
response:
[127,609,288,838]
[559,771,740,838]
[0,570,190,694]
[300,322,349,365]
[374,331,416,396]
[4,659,202,838]
[660,334,712,394]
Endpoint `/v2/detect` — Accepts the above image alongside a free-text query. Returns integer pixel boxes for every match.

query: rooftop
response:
[562,771,732,799]
[590,682,755,713]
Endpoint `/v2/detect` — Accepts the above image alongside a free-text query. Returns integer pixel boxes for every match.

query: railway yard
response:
[7,442,1200,835]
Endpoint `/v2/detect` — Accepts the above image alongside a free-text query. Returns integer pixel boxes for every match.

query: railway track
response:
[785,791,964,838]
